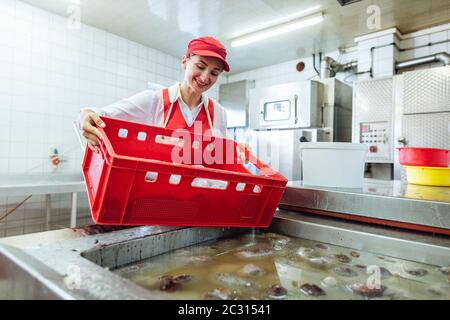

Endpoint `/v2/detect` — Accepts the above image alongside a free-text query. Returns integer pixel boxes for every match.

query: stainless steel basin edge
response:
[0,244,74,300]
[0,226,243,300]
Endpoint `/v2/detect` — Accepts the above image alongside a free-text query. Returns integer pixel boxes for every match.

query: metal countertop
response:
[280,179,450,231]
[0,174,86,196]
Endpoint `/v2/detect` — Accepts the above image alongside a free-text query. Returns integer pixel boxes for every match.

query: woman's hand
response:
[80,109,105,153]
[237,143,252,164]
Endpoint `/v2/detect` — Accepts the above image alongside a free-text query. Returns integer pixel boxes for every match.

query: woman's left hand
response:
[237,143,252,164]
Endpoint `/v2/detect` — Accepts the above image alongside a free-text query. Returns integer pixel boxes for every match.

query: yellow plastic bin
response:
[405,184,450,202]
[404,166,450,187]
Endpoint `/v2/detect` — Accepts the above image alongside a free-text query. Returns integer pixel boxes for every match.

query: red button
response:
[369,146,378,153]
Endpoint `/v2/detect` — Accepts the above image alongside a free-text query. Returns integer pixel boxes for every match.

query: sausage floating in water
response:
[347,283,387,298]
[267,284,287,299]
[300,283,326,297]
[158,274,193,291]
[404,267,428,277]
[314,243,329,251]
[121,232,444,300]
[173,274,193,283]
[332,254,352,264]
[159,275,179,291]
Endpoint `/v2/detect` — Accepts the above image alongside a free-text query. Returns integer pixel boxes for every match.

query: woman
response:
[78,36,230,153]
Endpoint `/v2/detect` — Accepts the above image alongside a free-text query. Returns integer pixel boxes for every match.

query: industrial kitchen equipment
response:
[353,66,450,180]
[219,80,255,128]
[248,79,353,180]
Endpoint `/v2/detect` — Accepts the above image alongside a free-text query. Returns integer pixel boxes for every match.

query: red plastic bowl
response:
[397,147,450,167]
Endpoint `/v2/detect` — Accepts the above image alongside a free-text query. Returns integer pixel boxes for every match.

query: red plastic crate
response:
[82,116,287,228]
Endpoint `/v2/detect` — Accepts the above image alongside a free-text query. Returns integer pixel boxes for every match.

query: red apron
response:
[162,88,214,135]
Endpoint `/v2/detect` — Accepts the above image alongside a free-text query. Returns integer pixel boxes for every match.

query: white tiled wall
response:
[0,0,217,176]
[0,0,220,237]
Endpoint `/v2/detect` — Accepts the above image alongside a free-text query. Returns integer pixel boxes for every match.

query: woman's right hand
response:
[80,109,106,153]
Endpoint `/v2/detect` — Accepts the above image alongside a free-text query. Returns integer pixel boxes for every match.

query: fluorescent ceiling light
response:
[231,5,321,37]
[231,12,324,48]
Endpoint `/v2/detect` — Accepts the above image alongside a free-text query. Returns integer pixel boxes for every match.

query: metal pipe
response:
[396,52,450,70]
[320,57,333,79]
[312,53,320,76]
[338,61,358,72]
[320,56,358,79]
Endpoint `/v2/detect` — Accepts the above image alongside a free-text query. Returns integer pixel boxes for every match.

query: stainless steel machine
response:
[248,79,353,180]
[249,81,322,130]
[219,80,255,128]
[353,66,450,180]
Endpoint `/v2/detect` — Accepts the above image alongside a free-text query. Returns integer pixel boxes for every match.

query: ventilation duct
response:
[396,52,450,70]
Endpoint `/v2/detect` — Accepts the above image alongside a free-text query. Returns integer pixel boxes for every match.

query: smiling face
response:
[181,54,224,94]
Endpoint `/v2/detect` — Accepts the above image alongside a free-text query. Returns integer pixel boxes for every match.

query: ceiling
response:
[22,0,450,74]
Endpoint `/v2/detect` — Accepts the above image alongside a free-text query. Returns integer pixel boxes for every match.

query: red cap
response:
[186,36,230,72]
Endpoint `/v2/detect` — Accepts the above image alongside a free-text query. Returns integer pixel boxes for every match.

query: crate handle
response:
[236,183,246,191]
[155,134,184,147]
[253,185,262,193]
[118,128,128,138]
[169,174,182,185]
[145,171,158,183]
[137,132,147,141]
[191,178,228,190]
[98,140,112,166]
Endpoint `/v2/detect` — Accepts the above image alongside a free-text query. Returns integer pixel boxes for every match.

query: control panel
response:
[360,122,391,162]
